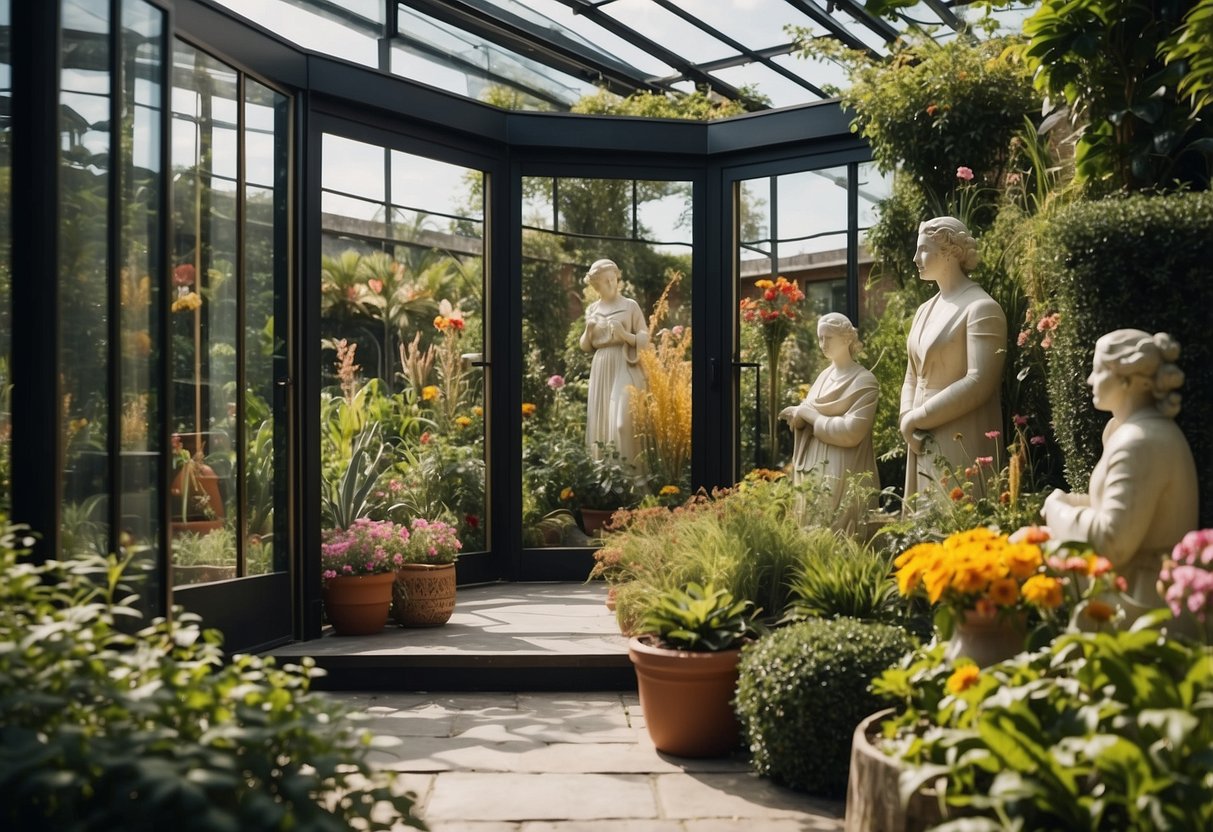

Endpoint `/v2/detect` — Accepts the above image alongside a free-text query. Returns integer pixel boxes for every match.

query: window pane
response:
[61,0,111,560]
[321,138,488,555]
[522,176,693,547]
[244,78,289,576]
[171,42,239,585]
[119,0,166,611]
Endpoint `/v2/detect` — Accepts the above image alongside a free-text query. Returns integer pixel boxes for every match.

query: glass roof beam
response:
[917,0,965,32]
[780,0,883,56]
[553,0,757,107]
[403,0,665,99]
[648,42,801,82]
[804,0,901,44]
[647,0,830,99]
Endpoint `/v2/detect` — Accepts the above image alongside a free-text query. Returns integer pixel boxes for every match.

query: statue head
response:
[1092,329,1184,418]
[584,259,621,292]
[817,312,862,359]
[918,216,980,274]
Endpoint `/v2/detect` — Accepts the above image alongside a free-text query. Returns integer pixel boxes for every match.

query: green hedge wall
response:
[1035,192,1213,525]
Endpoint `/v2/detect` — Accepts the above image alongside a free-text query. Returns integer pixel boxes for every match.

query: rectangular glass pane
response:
[61,0,111,559]
[321,138,488,554]
[170,42,239,585]
[0,0,10,513]
[119,0,165,612]
[522,176,693,548]
[243,78,289,577]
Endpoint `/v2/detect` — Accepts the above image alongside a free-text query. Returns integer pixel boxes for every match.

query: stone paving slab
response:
[656,772,844,823]
[424,772,658,821]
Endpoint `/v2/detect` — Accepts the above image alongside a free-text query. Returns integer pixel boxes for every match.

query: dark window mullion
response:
[107,0,122,561]
[235,71,247,576]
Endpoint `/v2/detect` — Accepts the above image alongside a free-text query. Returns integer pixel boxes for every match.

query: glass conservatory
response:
[4,0,1020,650]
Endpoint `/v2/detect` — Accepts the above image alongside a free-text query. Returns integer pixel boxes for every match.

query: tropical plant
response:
[0,523,422,830]
[321,424,387,530]
[734,617,915,796]
[637,582,758,652]
[876,612,1213,831]
[783,530,905,626]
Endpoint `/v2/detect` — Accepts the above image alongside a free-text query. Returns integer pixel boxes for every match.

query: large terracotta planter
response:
[945,610,1027,668]
[580,507,617,537]
[845,709,944,832]
[627,635,742,757]
[392,562,457,627]
[323,572,394,636]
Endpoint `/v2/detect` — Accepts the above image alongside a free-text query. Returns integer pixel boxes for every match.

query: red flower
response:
[465,514,479,529]
[173,264,195,287]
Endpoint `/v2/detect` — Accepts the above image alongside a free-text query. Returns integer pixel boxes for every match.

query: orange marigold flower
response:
[454,415,472,428]
[946,665,980,694]
[521,402,537,417]
[1004,543,1043,580]
[1022,575,1063,609]
[560,487,575,501]
[987,577,1019,606]
[434,315,449,330]
[659,485,680,497]
[1082,599,1116,623]
[421,385,440,401]
[949,486,965,501]
[1019,526,1052,545]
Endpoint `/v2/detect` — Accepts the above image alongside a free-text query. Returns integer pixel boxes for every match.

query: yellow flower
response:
[987,578,1019,607]
[434,315,449,330]
[1022,575,1063,609]
[754,279,773,289]
[521,402,537,417]
[659,485,680,497]
[946,665,980,695]
[421,385,440,401]
[171,291,202,312]
[473,406,483,417]
[454,415,472,428]
[560,487,575,501]
[1004,543,1043,579]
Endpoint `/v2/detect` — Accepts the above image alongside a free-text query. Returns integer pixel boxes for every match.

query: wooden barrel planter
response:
[845,709,945,832]
[392,563,457,627]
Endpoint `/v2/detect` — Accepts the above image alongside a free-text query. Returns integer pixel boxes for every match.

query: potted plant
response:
[320,518,409,636]
[628,581,759,757]
[391,517,463,627]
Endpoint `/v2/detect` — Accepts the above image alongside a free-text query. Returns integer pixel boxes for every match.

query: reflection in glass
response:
[0,0,10,513]
[170,42,239,584]
[319,138,487,554]
[521,176,693,547]
[118,0,166,613]
[244,79,289,576]
[60,0,112,561]
[736,168,850,475]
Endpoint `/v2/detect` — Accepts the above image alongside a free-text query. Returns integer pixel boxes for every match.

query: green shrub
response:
[1035,191,1213,524]
[734,618,914,797]
[0,525,423,832]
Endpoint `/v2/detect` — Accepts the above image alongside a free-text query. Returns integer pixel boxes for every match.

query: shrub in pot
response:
[734,617,914,796]
[628,582,759,757]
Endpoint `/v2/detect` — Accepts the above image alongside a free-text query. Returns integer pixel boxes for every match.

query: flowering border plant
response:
[320,518,410,585]
[893,525,1122,638]
[1160,528,1213,643]
[402,517,463,565]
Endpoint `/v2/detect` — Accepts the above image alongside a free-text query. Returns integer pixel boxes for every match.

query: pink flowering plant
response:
[1160,528,1213,642]
[320,518,411,586]
[403,517,463,565]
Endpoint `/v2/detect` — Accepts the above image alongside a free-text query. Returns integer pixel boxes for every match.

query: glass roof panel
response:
[519,0,677,77]
[679,0,807,52]
[602,0,738,65]
[211,0,380,69]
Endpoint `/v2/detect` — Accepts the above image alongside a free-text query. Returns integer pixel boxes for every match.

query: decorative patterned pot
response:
[945,610,1028,668]
[392,563,457,627]
[323,572,395,636]
[627,635,742,757]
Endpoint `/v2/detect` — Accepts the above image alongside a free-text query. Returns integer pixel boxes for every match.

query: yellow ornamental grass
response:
[630,270,691,488]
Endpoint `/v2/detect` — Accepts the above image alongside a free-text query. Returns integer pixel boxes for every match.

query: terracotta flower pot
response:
[392,562,457,627]
[580,507,616,537]
[945,610,1027,668]
[323,572,395,636]
[627,635,742,757]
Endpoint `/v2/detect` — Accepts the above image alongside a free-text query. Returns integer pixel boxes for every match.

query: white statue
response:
[1043,329,1198,623]
[900,216,1006,502]
[579,259,649,465]
[780,313,880,528]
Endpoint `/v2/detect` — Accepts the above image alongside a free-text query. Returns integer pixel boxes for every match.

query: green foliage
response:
[783,531,906,625]
[1020,0,1212,191]
[0,524,423,831]
[793,34,1038,207]
[878,614,1213,830]
[638,582,758,652]
[865,175,930,292]
[1033,191,1213,523]
[321,423,387,530]
[571,86,756,119]
[734,618,914,796]
[524,432,643,514]
[1164,0,1213,113]
[863,290,914,479]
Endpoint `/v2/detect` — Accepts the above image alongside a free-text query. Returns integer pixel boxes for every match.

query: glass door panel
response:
[520,176,692,547]
[735,166,849,477]
[319,136,488,557]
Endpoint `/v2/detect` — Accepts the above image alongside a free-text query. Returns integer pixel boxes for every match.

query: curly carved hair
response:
[1094,329,1184,418]
[919,216,980,273]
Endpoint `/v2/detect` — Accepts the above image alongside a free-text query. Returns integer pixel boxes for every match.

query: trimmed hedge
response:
[734,618,914,797]
[1034,192,1213,525]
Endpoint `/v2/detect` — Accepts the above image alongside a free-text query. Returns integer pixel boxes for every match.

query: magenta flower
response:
[1013,414,1028,427]
[956,166,974,182]
[1030,435,1046,446]
[984,430,1001,440]
[546,374,565,390]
